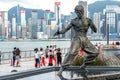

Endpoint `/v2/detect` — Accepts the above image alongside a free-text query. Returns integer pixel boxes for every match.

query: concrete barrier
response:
[0,66,120,80]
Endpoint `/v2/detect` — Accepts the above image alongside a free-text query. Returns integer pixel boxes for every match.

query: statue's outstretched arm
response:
[88,18,97,33]
[59,23,73,34]
[54,23,73,36]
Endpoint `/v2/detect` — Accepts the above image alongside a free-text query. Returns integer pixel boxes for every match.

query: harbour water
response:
[0,40,116,52]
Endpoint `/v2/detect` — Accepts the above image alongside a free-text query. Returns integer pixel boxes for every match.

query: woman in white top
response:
[34,48,40,68]
[40,48,45,66]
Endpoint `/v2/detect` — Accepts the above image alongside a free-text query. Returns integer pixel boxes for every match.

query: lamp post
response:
[106,18,109,45]
[107,24,109,45]
[57,6,60,39]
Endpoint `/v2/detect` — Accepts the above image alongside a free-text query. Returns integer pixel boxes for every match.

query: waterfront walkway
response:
[0,59,51,75]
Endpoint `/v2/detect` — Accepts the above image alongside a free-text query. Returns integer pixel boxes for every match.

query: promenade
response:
[0,59,50,75]
[0,49,67,76]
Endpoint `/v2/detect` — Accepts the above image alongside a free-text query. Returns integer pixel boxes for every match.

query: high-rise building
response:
[118,21,120,35]
[0,11,9,39]
[105,5,118,38]
[54,2,61,25]
[3,11,9,39]
[41,18,46,34]
[105,11,117,36]
[20,10,27,39]
[16,4,21,26]
[54,2,62,38]
[45,10,50,25]
[49,18,57,38]
[27,18,32,39]
[31,10,38,39]
[12,14,16,39]
[45,10,51,37]
[93,12,101,34]
[40,18,48,39]
[0,12,3,38]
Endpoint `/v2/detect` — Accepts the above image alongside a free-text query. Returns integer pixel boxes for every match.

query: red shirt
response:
[49,58,53,63]
[80,49,83,53]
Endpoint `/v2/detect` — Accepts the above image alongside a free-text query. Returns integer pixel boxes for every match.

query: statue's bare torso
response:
[72,18,89,37]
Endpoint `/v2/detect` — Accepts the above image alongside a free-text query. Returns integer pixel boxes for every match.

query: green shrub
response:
[72,54,107,66]
[88,58,107,66]
[72,57,84,66]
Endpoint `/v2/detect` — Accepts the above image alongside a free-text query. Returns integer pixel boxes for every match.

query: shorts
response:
[16,55,20,60]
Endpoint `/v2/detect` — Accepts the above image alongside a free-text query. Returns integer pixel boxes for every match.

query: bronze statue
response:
[54,4,99,76]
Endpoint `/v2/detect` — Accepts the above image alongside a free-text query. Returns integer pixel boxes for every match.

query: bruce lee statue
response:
[54,4,99,76]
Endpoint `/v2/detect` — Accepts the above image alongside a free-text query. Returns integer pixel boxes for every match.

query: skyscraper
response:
[54,2,61,25]
[105,5,118,38]
[20,10,26,39]
[3,11,9,39]
[54,2,62,38]
[17,4,21,26]
[93,12,101,34]
[45,10,51,37]
[0,11,9,39]
[45,10,50,25]
[27,18,32,39]
[105,11,117,36]
[0,12,3,38]
[31,10,38,39]
[12,14,16,39]
[41,18,46,34]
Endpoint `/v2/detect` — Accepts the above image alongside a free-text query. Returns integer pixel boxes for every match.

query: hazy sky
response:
[0,0,100,15]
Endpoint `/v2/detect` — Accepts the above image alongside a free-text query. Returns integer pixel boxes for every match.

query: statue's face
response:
[75,5,84,18]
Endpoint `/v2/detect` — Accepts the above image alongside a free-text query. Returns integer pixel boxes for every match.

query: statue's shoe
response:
[57,63,70,76]
[57,67,63,76]
[80,64,88,72]
[61,63,70,67]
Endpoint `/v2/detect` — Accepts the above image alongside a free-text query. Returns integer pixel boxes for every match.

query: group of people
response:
[34,47,46,68]
[12,47,21,67]
[110,42,120,49]
[34,45,62,68]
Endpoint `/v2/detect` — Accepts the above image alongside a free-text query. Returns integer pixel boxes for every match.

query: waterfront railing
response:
[1,46,120,64]
[0,48,69,64]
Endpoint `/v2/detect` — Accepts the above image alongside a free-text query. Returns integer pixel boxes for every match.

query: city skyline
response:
[0,0,97,15]
[0,0,120,40]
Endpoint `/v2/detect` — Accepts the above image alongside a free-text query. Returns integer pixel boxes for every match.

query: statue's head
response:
[74,5,84,18]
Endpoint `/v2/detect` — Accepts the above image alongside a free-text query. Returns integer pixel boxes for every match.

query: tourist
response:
[16,48,21,67]
[48,50,54,66]
[56,48,62,66]
[45,46,49,58]
[40,47,45,66]
[53,49,57,66]
[12,47,16,66]
[49,45,53,52]
[34,48,40,68]
[115,42,120,49]
[53,45,57,51]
